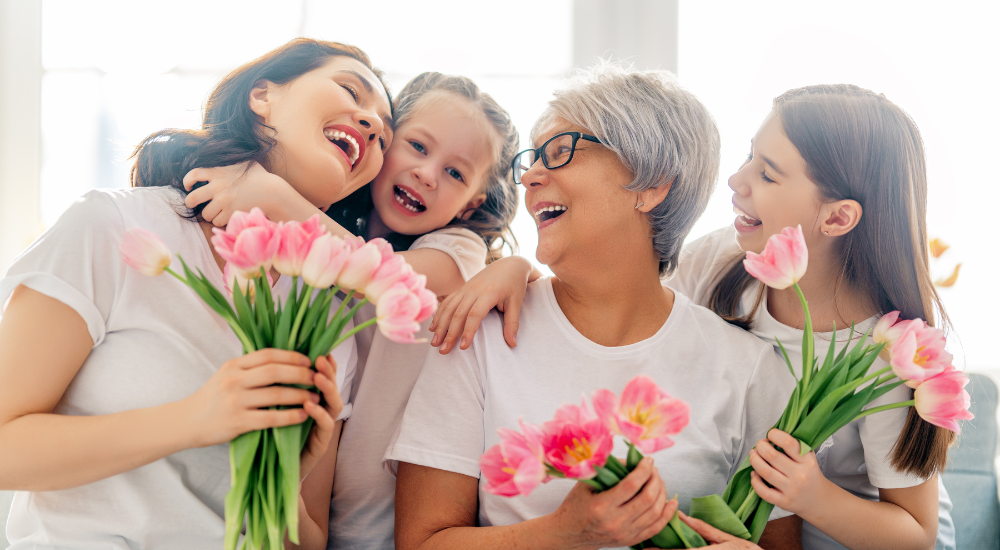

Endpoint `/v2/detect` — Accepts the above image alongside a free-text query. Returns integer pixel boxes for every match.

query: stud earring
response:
[823,230,830,236]
[635,202,644,210]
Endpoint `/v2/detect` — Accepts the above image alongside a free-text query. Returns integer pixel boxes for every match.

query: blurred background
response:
[0,1,996,372]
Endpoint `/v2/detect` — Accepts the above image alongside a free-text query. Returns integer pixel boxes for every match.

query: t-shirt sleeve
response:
[666,226,743,306]
[0,190,124,347]
[410,227,489,282]
[385,332,487,479]
[857,374,927,488]
[739,345,798,521]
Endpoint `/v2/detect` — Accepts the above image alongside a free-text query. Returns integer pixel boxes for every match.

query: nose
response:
[354,112,383,145]
[412,164,438,190]
[520,160,548,188]
[728,164,751,196]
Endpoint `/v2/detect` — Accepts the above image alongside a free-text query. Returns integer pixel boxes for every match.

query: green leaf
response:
[224,430,262,550]
[647,520,685,548]
[295,287,331,350]
[606,455,629,478]
[233,282,264,350]
[594,465,621,488]
[774,337,797,381]
[627,443,643,471]
[669,511,708,548]
[690,495,751,539]
[273,295,295,350]
[747,500,775,544]
[273,423,302,543]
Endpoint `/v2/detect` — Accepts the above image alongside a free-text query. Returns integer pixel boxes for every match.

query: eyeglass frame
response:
[510,131,603,185]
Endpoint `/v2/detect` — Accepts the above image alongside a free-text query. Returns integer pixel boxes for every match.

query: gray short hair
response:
[533,62,720,276]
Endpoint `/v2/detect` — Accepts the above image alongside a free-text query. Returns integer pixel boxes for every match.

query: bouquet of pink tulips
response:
[482,226,973,548]
[120,208,435,550]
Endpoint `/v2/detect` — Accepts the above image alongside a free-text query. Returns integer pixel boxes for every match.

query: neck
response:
[766,247,877,332]
[550,250,673,347]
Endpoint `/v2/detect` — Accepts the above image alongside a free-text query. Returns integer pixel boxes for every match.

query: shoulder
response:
[666,226,744,306]
[63,186,184,227]
[671,292,774,367]
[410,227,489,280]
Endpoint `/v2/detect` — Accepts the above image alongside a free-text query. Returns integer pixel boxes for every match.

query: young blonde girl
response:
[431,84,957,550]
[182,72,520,549]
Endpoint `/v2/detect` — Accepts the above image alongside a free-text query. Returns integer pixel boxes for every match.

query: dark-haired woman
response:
[0,39,392,549]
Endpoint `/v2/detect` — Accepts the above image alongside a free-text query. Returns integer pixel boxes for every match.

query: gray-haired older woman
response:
[386,64,799,549]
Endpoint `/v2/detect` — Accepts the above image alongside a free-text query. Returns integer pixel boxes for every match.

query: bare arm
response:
[395,458,677,550]
[0,285,330,491]
[751,430,937,550]
[289,419,343,549]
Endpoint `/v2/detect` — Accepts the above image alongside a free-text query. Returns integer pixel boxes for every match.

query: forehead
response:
[532,116,587,147]
[314,57,392,116]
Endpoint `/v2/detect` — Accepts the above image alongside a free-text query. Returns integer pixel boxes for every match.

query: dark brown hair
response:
[129,38,391,216]
[708,84,953,477]
[330,72,520,262]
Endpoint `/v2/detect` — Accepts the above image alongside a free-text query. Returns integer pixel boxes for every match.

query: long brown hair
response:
[129,38,391,217]
[708,84,953,477]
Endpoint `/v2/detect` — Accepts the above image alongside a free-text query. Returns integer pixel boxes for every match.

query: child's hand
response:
[183,161,296,227]
[429,256,537,354]
[748,429,831,519]
[299,353,343,480]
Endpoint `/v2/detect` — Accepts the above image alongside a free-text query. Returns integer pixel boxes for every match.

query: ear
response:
[458,193,488,221]
[819,199,863,237]
[636,179,673,213]
[248,79,275,122]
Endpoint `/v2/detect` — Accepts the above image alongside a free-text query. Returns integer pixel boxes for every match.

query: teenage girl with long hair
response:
[432,84,957,550]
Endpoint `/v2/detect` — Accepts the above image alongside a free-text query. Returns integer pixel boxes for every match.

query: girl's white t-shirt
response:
[0,187,357,550]
[386,278,794,547]
[667,226,955,550]
[328,227,487,550]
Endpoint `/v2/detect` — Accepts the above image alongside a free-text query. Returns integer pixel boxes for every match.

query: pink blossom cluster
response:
[480,375,689,497]
[121,208,436,344]
[873,311,974,433]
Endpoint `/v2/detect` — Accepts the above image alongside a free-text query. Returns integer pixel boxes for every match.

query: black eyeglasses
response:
[511,131,603,184]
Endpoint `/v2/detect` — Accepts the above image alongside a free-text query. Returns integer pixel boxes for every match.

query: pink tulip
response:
[301,234,349,289]
[914,368,974,433]
[364,255,413,302]
[375,284,422,343]
[540,415,614,480]
[370,237,395,264]
[120,228,172,277]
[743,225,808,289]
[481,440,546,497]
[888,320,952,388]
[211,208,280,278]
[337,241,383,290]
[592,375,690,454]
[401,274,437,323]
[272,215,325,277]
[550,399,596,426]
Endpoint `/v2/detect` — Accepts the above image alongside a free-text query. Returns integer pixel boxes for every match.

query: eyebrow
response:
[750,138,786,177]
[337,69,395,132]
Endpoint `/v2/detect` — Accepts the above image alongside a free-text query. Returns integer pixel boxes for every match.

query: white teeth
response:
[533,205,568,218]
[323,129,360,164]
[393,188,423,212]
[401,188,422,205]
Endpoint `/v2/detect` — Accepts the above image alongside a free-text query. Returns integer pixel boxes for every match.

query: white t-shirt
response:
[0,187,357,550]
[667,226,955,550]
[328,227,487,550]
[386,278,794,548]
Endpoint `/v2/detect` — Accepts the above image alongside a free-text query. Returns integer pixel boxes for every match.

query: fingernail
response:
[431,334,441,346]
[310,393,320,403]
[512,335,517,347]
[460,337,468,348]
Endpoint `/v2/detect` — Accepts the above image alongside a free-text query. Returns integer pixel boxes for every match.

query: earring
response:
[635,202,644,210]
[823,230,830,236]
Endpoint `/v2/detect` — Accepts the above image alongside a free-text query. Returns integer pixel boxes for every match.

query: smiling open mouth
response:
[324,128,360,167]
[535,205,567,223]
[394,185,426,213]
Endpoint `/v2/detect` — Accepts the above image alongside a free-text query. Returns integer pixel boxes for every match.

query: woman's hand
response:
[429,255,539,354]
[298,353,343,481]
[181,348,318,448]
[748,429,832,519]
[549,457,677,550]
[183,161,297,227]
[677,511,762,549]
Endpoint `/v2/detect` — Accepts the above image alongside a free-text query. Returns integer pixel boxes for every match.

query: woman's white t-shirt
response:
[666,226,955,550]
[386,278,794,548]
[0,187,357,550]
[328,227,487,550]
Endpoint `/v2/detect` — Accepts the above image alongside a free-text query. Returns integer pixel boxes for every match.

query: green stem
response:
[793,283,813,389]
[329,316,378,351]
[734,487,759,520]
[853,400,914,421]
[286,283,313,350]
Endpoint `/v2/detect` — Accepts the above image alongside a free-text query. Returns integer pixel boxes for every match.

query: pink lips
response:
[326,124,366,172]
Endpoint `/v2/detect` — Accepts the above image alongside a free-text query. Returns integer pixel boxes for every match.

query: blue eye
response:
[410,141,426,154]
[447,168,463,181]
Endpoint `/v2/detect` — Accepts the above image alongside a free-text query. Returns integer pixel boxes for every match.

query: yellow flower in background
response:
[929,238,950,259]
[934,263,962,288]
[929,237,961,288]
